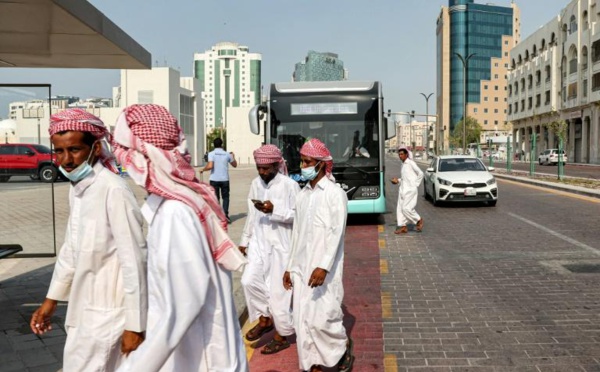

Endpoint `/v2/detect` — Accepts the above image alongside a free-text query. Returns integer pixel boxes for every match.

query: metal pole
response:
[420,93,433,159]
[529,131,536,176]
[507,136,512,173]
[454,52,476,155]
[558,136,564,180]
[37,118,41,144]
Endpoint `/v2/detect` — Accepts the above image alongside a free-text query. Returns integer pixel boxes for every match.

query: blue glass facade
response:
[293,51,345,82]
[449,0,513,130]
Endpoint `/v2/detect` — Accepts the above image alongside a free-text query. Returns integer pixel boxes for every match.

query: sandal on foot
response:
[338,337,355,371]
[394,226,408,234]
[245,323,274,341]
[260,338,291,355]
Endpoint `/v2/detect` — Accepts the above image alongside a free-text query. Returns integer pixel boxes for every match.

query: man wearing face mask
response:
[283,138,354,372]
[239,144,299,355]
[30,109,147,372]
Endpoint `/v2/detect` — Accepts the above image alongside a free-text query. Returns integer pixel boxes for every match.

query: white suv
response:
[538,149,567,165]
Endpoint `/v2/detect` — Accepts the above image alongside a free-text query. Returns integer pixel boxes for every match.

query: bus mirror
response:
[385,117,395,140]
[249,105,261,135]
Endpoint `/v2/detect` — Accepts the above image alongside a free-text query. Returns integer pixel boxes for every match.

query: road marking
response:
[384,354,398,372]
[508,212,600,256]
[378,225,384,233]
[498,178,600,204]
[241,319,258,362]
[379,239,386,249]
[381,292,392,318]
[380,259,389,274]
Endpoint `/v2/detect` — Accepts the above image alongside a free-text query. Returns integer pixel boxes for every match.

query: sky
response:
[0,0,570,118]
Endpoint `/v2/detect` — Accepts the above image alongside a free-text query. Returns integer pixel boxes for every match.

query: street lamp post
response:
[420,93,433,159]
[454,52,476,155]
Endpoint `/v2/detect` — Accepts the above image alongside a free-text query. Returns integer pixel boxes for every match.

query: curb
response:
[494,172,600,199]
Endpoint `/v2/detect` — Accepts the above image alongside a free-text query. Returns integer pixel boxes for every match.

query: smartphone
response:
[251,199,263,205]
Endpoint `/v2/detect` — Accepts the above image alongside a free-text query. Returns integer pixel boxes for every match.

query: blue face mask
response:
[59,143,96,183]
[301,161,321,181]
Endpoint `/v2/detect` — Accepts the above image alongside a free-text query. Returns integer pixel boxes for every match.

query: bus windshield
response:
[269,101,380,173]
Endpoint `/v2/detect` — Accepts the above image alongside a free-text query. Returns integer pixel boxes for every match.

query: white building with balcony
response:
[507,0,600,163]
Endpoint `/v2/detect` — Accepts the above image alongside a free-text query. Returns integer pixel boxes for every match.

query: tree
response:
[545,119,567,144]
[450,116,482,149]
[206,127,227,152]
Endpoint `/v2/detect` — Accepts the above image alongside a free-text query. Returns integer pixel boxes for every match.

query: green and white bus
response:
[248,81,395,214]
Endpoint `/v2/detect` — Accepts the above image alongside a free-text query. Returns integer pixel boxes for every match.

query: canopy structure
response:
[0,0,150,69]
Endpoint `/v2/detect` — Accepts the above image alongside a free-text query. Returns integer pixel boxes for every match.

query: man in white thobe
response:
[239,145,299,354]
[392,147,424,234]
[30,109,147,372]
[112,104,248,372]
[283,139,354,372]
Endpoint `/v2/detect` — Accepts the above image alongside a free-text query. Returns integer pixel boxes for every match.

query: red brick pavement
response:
[247,224,384,371]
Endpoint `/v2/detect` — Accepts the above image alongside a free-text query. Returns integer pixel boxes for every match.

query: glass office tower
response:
[447,0,514,130]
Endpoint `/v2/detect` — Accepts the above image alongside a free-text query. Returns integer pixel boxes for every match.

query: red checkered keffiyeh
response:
[111,104,246,272]
[49,108,118,173]
[300,138,335,182]
[253,144,288,175]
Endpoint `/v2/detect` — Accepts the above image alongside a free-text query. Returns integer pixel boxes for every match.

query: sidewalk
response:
[0,165,259,372]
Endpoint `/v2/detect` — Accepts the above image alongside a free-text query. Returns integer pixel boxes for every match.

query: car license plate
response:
[464,187,476,196]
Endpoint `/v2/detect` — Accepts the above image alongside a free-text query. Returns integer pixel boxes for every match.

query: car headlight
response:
[486,177,496,185]
[437,177,452,186]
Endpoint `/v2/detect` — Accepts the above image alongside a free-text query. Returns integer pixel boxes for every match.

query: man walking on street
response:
[391,147,424,234]
[283,138,354,372]
[240,144,300,355]
[30,109,147,371]
[200,138,237,223]
[112,104,248,372]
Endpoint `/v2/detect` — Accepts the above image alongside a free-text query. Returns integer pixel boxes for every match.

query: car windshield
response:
[439,158,486,172]
[31,145,52,154]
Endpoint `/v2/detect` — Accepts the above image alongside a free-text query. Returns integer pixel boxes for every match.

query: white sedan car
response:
[423,155,498,206]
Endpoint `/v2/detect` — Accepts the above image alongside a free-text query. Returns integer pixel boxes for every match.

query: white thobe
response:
[397,158,424,227]
[47,162,147,372]
[118,194,248,372]
[287,177,348,370]
[239,173,300,336]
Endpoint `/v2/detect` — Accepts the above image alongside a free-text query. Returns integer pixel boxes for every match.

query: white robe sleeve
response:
[317,187,348,272]
[46,226,73,301]
[270,182,300,224]
[125,205,212,371]
[410,160,424,186]
[107,186,147,333]
[239,183,257,247]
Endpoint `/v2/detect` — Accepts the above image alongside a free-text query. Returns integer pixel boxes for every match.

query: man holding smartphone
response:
[239,144,300,355]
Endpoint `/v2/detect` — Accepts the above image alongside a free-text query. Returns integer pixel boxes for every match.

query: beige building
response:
[507,0,600,164]
[436,1,520,153]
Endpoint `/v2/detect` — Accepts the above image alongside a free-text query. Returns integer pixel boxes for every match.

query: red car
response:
[0,143,59,183]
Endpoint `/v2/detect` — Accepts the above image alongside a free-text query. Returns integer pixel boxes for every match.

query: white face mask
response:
[301,161,321,181]
[58,142,96,182]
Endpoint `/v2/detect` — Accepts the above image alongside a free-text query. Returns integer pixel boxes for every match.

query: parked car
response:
[423,155,498,207]
[538,149,567,165]
[0,143,58,183]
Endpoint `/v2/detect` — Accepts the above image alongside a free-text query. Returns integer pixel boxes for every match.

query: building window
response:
[495,86,499,91]
[568,82,578,98]
[494,97,499,102]
[494,74,499,79]
[484,97,488,102]
[495,63,499,67]
[484,120,488,125]
[494,120,499,125]
[545,90,551,104]
[484,85,488,90]
[494,109,498,113]
[484,108,488,113]
[474,108,478,113]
